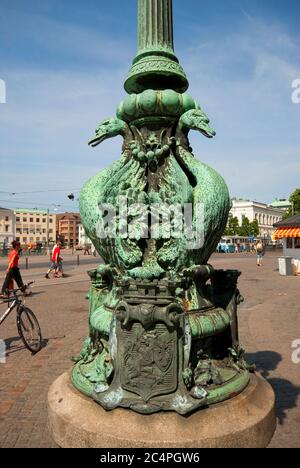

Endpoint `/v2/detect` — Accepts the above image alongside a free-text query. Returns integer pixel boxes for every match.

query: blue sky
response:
[0,0,299,212]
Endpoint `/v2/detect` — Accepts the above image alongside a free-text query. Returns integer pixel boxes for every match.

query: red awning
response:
[273,227,300,240]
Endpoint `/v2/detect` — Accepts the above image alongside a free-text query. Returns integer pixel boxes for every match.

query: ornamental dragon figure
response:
[72,0,253,415]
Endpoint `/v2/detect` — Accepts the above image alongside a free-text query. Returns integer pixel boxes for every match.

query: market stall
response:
[273,214,300,275]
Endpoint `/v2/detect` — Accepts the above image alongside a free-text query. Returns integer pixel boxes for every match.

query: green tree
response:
[284,189,300,219]
[249,219,260,237]
[225,217,240,236]
[239,217,251,237]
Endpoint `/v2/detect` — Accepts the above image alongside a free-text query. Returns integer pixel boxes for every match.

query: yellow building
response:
[14,209,57,246]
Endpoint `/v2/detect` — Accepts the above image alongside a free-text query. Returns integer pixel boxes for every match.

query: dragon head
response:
[179,109,216,139]
[89,117,129,147]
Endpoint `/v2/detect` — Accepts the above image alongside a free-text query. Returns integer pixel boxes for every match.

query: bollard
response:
[26,258,29,270]
[77,255,80,266]
[0,339,6,364]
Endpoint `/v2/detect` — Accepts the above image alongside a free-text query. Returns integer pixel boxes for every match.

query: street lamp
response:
[47,204,61,248]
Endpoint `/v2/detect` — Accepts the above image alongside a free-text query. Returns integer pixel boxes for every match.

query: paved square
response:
[0,252,299,448]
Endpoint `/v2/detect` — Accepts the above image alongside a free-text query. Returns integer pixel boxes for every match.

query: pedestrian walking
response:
[255,240,264,267]
[0,241,28,299]
[45,241,65,279]
[83,244,91,256]
[91,244,97,257]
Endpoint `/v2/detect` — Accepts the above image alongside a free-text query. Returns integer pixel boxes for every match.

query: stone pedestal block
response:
[48,372,276,448]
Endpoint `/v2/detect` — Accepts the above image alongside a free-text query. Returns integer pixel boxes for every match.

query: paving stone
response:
[0,253,299,447]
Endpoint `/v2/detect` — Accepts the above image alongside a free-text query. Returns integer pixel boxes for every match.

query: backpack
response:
[256,242,263,253]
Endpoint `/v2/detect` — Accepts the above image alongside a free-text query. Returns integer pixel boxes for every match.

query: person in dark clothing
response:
[0,241,27,299]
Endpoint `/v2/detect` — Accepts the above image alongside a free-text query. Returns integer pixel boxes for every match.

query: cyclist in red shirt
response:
[0,241,27,299]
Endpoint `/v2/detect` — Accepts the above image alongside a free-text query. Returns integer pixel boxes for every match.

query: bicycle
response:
[0,282,42,354]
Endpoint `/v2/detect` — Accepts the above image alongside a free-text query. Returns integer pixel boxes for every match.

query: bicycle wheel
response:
[17,307,42,353]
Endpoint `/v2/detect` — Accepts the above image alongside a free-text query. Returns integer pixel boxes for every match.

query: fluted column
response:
[138,0,174,56]
[124,0,188,95]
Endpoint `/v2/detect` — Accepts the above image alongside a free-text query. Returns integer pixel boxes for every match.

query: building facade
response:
[0,208,15,245]
[78,224,91,246]
[14,209,56,245]
[230,199,285,239]
[56,213,80,248]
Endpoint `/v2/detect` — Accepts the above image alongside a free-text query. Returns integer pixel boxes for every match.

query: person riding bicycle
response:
[45,240,65,279]
[0,241,28,299]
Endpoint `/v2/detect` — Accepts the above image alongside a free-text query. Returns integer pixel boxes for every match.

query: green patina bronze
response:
[72,0,253,415]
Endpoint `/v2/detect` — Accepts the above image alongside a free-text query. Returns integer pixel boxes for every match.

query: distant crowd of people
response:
[0,237,267,299]
[217,240,266,266]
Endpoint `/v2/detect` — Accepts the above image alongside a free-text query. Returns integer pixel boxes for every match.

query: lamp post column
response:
[125,0,188,94]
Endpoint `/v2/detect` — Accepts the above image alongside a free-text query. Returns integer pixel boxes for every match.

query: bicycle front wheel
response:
[17,307,42,354]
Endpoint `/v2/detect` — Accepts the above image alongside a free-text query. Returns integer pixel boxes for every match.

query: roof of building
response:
[57,212,80,220]
[269,199,292,209]
[231,199,285,213]
[13,208,56,215]
[0,207,13,212]
[274,214,300,227]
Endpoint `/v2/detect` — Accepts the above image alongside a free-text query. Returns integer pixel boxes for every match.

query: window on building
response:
[23,218,27,222]
[16,217,20,222]
[30,218,34,223]
[287,238,293,249]
[5,226,9,232]
[49,219,53,223]
[16,237,20,242]
[42,218,46,223]
[5,216,9,221]
[295,238,300,249]
[36,218,40,223]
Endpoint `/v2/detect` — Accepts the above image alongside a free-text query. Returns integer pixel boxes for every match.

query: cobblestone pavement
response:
[0,252,299,448]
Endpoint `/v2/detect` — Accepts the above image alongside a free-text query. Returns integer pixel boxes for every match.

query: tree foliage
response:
[239,217,251,237]
[224,217,260,238]
[225,217,240,236]
[284,189,300,219]
[249,219,260,237]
